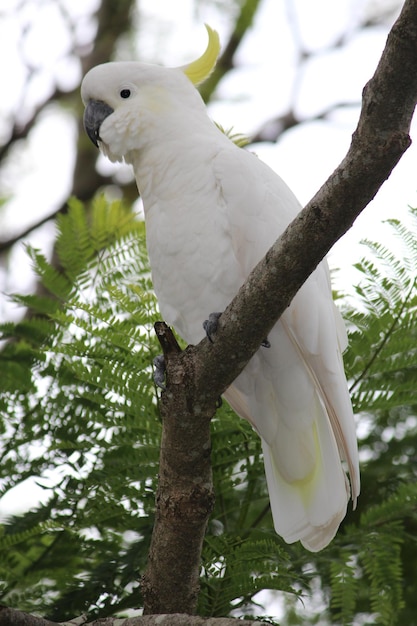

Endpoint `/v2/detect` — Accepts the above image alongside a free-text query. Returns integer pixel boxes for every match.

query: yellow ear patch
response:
[183,25,221,85]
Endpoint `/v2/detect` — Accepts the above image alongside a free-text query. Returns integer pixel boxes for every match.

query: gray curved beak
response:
[83,99,114,147]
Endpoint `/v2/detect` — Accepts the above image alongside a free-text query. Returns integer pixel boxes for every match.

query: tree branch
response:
[250,101,360,144]
[199,0,263,102]
[141,324,216,614]
[142,0,417,615]
[0,0,137,253]
[0,606,58,626]
[0,607,271,626]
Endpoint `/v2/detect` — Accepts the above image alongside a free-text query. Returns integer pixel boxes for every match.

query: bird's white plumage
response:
[81,58,360,551]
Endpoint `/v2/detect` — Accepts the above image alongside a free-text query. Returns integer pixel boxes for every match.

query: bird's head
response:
[81,25,220,164]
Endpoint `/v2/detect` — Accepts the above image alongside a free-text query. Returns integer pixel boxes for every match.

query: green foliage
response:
[327,484,416,626]
[0,197,160,619]
[317,208,417,626]
[1,198,417,625]
[200,530,301,618]
[329,554,358,626]
[215,122,250,147]
[344,217,417,417]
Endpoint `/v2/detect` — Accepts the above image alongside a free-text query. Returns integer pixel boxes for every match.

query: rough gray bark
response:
[141,0,417,616]
[140,325,216,614]
[0,607,270,626]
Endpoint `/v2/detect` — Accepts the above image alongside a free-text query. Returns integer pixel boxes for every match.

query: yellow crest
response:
[182,25,221,85]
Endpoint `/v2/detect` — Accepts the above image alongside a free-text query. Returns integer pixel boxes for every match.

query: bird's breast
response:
[142,178,243,345]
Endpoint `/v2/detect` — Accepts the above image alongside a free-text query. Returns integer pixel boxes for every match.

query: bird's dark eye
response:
[120,89,131,99]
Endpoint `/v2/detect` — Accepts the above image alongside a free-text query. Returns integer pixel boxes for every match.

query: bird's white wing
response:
[214,145,359,551]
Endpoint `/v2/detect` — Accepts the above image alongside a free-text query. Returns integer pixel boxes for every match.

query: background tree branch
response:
[199,0,262,102]
[142,0,417,615]
[0,0,137,254]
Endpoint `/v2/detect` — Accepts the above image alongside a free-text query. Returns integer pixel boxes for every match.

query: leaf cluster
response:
[315,209,417,626]
[0,197,161,619]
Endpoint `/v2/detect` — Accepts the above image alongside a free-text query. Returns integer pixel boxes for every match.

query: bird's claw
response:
[262,337,271,348]
[153,354,166,389]
[203,312,222,343]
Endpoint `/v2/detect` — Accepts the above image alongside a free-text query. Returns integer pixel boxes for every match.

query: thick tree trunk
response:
[141,324,216,614]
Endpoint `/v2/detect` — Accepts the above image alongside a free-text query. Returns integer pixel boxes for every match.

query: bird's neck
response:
[130,117,230,203]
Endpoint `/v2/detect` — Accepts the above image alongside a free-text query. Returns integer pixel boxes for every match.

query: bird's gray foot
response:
[262,337,271,348]
[203,312,222,343]
[153,355,166,389]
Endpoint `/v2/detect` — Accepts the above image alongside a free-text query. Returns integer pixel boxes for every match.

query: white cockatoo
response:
[81,26,360,551]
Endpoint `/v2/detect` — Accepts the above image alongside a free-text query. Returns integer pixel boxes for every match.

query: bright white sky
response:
[0,0,415,616]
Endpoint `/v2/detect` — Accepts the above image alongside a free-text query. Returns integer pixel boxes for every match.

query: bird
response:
[81,25,360,552]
